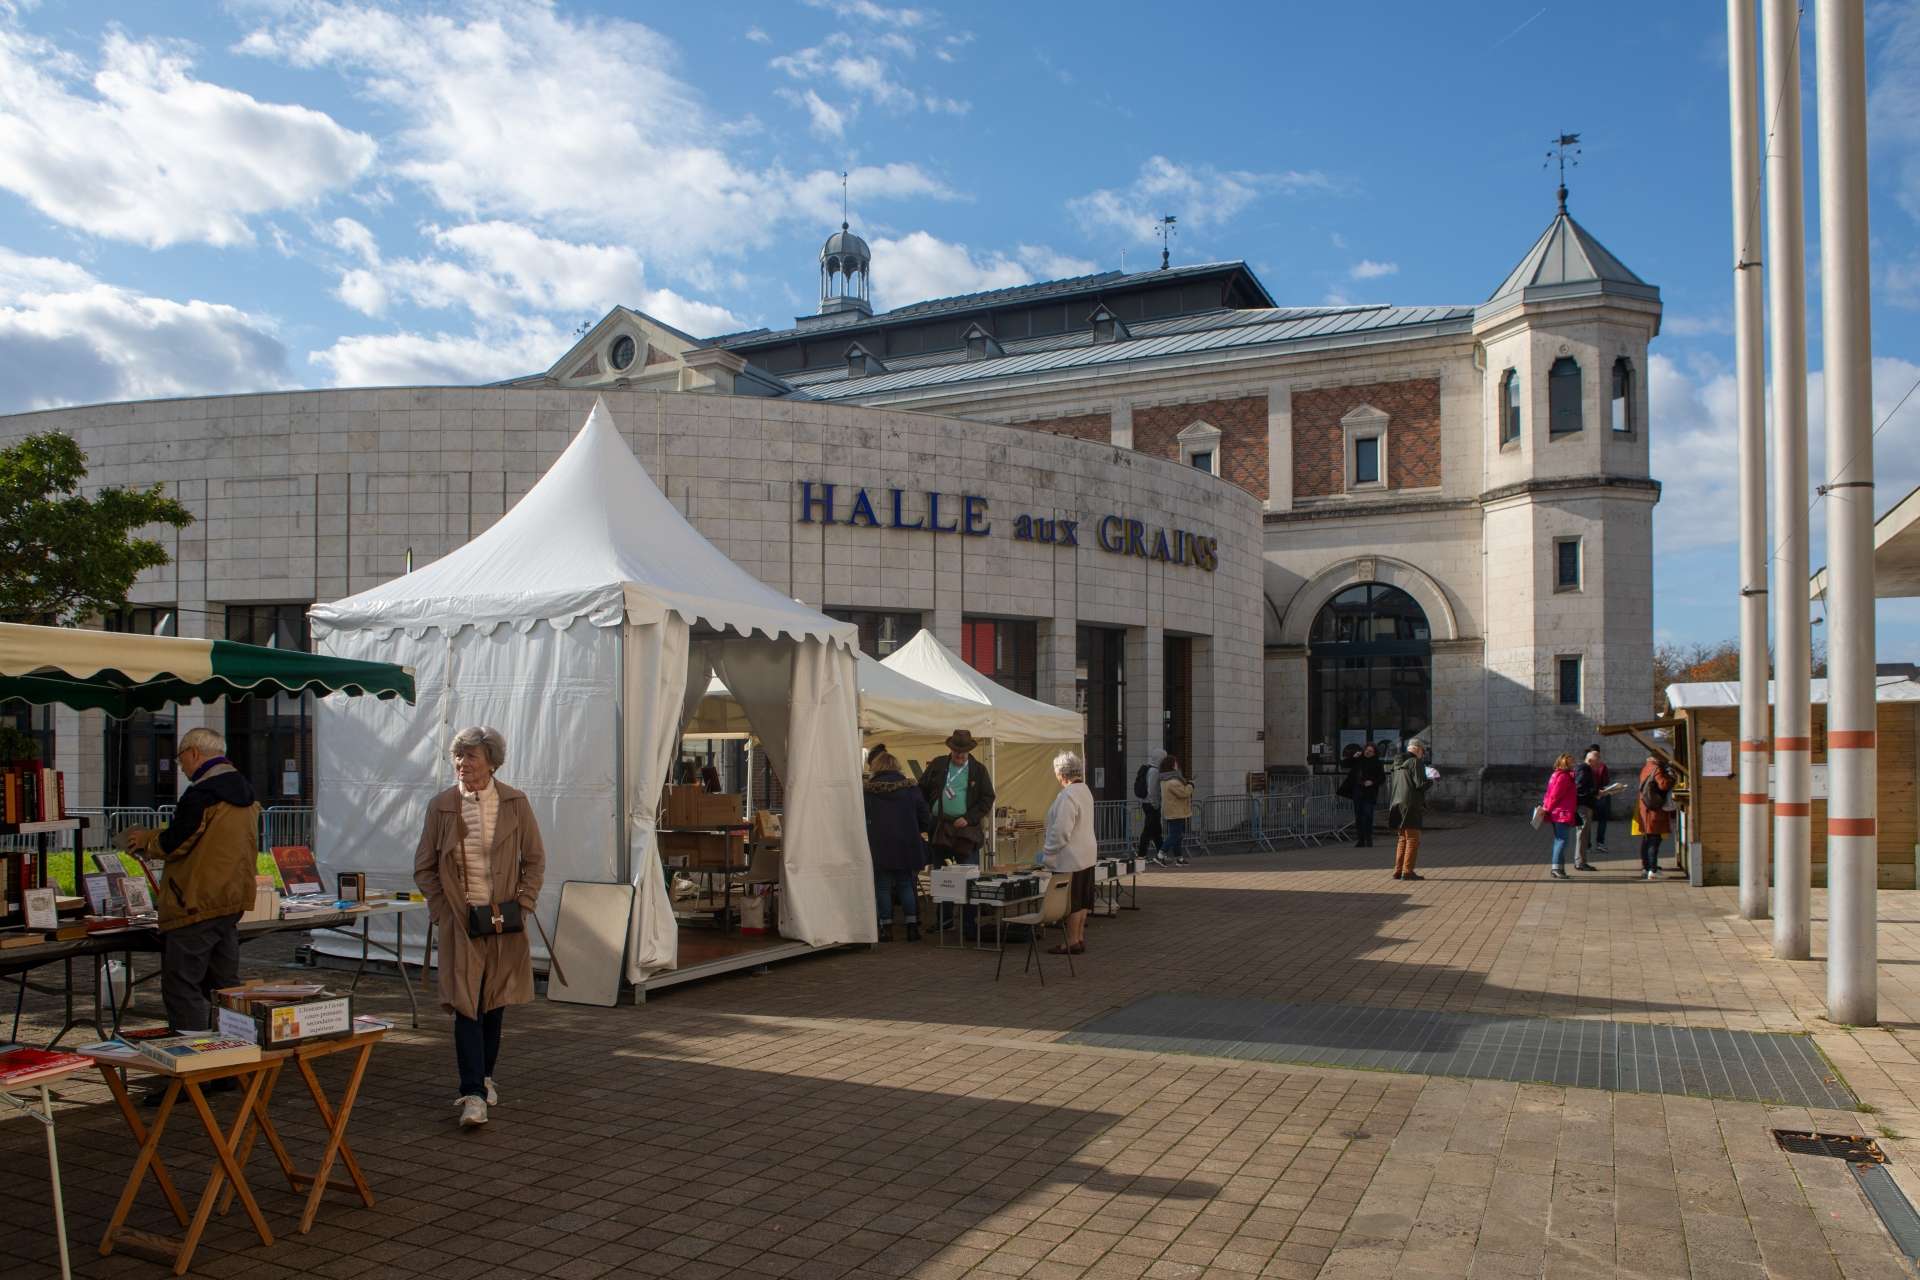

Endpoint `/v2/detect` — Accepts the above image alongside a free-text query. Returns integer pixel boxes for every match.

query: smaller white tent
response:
[879,631,1084,844]
[312,398,874,987]
[687,652,986,742]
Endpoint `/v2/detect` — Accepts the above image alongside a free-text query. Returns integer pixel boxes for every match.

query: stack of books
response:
[0,1044,91,1087]
[126,1034,262,1073]
[0,762,65,824]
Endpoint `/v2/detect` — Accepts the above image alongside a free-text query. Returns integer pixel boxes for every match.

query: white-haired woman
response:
[1036,750,1099,955]
[414,726,546,1129]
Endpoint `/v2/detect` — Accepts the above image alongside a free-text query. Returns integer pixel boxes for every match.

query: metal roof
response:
[705,260,1274,348]
[1667,676,1920,709]
[788,303,1475,401]
[1480,201,1659,316]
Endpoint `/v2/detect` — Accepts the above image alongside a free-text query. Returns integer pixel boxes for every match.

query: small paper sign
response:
[24,887,58,930]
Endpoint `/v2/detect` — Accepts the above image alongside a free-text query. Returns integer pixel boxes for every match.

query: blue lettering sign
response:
[799,481,835,525]
[890,488,926,530]
[848,489,880,528]
[962,494,991,537]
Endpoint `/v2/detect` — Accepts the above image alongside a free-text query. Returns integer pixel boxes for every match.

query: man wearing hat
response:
[920,730,997,924]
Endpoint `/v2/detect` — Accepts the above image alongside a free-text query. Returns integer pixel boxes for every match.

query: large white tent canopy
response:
[311,398,874,984]
[878,631,1084,843]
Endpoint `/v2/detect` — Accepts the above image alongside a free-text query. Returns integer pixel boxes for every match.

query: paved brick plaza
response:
[8,817,1920,1279]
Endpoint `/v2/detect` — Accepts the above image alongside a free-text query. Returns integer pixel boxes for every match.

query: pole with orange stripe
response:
[1816,0,1876,1026]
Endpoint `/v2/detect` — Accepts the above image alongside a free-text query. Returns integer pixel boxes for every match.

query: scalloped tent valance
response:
[308,397,855,651]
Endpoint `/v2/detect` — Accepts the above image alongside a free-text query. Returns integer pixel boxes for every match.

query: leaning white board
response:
[546,881,634,1007]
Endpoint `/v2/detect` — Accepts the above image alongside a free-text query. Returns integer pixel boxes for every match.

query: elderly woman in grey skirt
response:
[414,725,546,1129]
[1036,750,1099,956]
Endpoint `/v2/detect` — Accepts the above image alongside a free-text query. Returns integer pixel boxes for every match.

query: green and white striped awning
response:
[0,622,415,716]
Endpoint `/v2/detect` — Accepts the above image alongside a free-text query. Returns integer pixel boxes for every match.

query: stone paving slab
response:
[4,815,1920,1279]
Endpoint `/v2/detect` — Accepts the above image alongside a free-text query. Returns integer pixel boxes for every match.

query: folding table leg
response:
[178,1072,275,1270]
[217,1060,296,1214]
[96,1066,188,1227]
[100,1076,184,1255]
[294,1042,375,1233]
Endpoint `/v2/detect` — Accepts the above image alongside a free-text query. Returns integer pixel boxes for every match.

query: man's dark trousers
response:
[162,913,242,1031]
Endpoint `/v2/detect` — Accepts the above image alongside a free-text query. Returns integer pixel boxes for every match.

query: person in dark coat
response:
[865,752,931,941]
[919,728,996,931]
[1340,742,1386,848]
[1571,745,1608,871]
[1387,741,1434,881]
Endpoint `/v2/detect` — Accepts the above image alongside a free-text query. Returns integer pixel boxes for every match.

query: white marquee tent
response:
[685,651,986,741]
[310,399,875,984]
[879,631,1084,842]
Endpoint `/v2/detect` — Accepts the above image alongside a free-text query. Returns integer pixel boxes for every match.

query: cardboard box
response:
[664,784,701,828]
[659,829,746,869]
[929,864,980,904]
[214,984,354,1048]
[693,792,743,826]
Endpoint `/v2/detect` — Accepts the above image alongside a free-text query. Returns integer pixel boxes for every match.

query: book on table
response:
[129,1035,263,1073]
[0,1045,92,1086]
[270,845,325,897]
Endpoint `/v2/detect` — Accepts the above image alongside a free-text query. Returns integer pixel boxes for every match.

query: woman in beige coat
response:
[414,726,546,1128]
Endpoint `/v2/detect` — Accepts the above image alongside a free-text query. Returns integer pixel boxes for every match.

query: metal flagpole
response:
[1815,0,1877,1025]
[1729,0,1771,921]
[1763,0,1812,960]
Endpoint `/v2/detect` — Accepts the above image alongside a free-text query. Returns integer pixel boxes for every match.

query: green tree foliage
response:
[0,431,194,624]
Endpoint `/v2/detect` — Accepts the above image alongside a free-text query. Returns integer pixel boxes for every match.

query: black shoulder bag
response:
[466,900,524,938]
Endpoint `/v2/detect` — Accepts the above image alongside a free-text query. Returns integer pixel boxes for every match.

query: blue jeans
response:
[1164,818,1187,859]
[1550,822,1575,871]
[453,1006,503,1099]
[874,868,918,924]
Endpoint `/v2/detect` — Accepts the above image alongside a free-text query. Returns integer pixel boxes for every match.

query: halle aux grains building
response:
[1,193,1657,812]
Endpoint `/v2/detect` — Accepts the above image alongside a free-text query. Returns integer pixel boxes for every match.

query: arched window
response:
[1308,583,1432,767]
[1500,369,1521,445]
[1549,356,1582,435]
[1611,357,1634,433]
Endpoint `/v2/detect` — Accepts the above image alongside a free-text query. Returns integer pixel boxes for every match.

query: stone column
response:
[1266,381,1293,513]
[1125,623,1164,776]
[1110,402,1134,451]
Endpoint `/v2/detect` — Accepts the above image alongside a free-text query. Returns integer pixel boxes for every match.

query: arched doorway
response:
[1308,583,1432,767]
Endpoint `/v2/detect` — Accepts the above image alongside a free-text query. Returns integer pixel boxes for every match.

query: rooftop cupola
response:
[820,222,873,318]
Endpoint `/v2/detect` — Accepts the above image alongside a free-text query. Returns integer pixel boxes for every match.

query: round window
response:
[609,335,636,371]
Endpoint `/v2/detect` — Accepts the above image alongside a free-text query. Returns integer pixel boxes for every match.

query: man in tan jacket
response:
[121,727,262,1032]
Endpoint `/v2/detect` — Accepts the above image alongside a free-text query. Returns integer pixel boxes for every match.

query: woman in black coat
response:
[1341,742,1386,848]
[864,752,931,942]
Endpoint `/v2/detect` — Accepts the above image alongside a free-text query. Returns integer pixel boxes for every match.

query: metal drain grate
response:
[1774,1130,1920,1261]
[1774,1131,1886,1163]
[1063,995,1856,1107]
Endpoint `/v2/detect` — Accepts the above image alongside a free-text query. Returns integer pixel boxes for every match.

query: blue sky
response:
[1,1,1917,655]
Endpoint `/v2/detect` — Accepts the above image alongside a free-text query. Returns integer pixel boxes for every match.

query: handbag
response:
[465,899,525,938]
[1530,805,1546,830]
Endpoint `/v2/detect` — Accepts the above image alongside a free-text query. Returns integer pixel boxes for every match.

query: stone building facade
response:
[0,389,1263,811]
[532,193,1662,807]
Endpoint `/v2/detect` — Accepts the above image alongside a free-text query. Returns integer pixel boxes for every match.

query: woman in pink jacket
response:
[1542,753,1580,881]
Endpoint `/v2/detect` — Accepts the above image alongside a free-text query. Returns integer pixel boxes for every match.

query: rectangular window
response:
[961,617,1038,698]
[224,604,314,805]
[1557,656,1583,707]
[1554,537,1582,592]
[1188,449,1213,473]
[1549,356,1583,435]
[824,608,922,658]
[103,608,180,806]
[1354,436,1380,485]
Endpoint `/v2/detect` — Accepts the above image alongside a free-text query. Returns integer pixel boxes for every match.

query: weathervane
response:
[1156,214,1178,270]
[1544,132,1581,212]
[839,169,849,228]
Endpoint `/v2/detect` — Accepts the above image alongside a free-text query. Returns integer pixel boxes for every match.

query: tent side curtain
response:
[0,621,414,716]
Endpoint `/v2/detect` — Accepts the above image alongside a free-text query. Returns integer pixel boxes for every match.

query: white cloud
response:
[745,25,770,44]
[323,216,380,265]
[1349,259,1398,280]
[1663,310,1734,337]
[312,323,562,387]
[1069,156,1339,247]
[779,87,847,138]
[0,27,374,248]
[867,232,1094,310]
[240,2,949,273]
[0,249,290,411]
[800,0,931,29]
[1649,350,1920,556]
[789,162,958,231]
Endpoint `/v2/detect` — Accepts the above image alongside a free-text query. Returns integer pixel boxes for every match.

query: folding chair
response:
[996,873,1074,983]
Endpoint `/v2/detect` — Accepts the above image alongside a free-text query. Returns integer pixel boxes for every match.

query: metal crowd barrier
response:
[260,806,315,850]
[1092,800,1137,855]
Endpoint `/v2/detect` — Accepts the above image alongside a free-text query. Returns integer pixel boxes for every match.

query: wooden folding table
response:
[85,1027,385,1274]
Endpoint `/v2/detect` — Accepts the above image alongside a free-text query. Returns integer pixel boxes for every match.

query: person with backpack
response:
[1571,745,1606,871]
[1338,742,1385,847]
[1135,751,1168,864]
[1634,754,1676,880]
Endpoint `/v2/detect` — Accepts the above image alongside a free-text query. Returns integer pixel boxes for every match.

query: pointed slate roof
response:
[1478,193,1660,320]
[310,398,855,647]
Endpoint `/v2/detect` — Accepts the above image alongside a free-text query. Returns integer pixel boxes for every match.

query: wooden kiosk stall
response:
[1659,676,1920,888]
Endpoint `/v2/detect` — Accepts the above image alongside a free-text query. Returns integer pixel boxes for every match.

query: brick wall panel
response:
[1018,412,1111,443]
[1131,395,1268,500]
[1292,378,1441,498]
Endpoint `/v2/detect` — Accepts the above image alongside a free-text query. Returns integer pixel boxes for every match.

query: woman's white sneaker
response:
[484,1077,499,1106]
[457,1095,488,1127]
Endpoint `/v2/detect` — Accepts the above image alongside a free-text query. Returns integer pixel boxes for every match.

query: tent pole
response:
[614,627,628,885]
[745,741,754,820]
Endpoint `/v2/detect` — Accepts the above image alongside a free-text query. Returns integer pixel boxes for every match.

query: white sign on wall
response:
[1701,740,1733,777]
